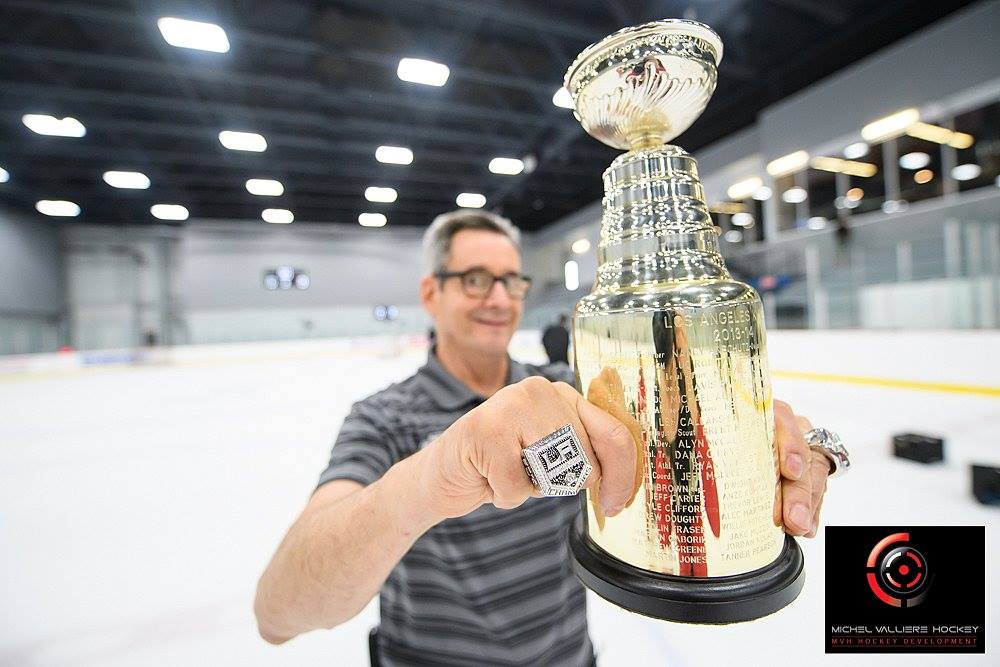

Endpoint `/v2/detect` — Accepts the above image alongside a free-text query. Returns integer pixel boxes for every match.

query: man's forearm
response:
[254,448,442,643]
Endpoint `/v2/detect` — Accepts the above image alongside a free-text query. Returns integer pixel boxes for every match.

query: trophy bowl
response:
[564,20,723,151]
[563,19,805,625]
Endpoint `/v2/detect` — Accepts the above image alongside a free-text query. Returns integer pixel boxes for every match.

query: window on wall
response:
[844,140,885,215]
[806,168,837,225]
[953,100,1000,192]
[896,134,943,203]
[775,173,803,232]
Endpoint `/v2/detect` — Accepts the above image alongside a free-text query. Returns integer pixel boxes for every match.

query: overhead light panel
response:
[905,122,974,149]
[365,186,397,203]
[218,130,266,152]
[262,208,294,224]
[861,107,919,142]
[157,17,230,53]
[246,178,284,196]
[456,192,486,208]
[36,200,79,217]
[150,204,189,221]
[731,212,755,227]
[0,167,8,183]
[843,142,869,159]
[358,213,387,227]
[898,152,930,170]
[752,186,772,201]
[564,260,579,291]
[102,170,150,189]
[375,146,413,165]
[552,87,574,109]
[489,157,524,175]
[571,238,591,254]
[726,176,763,200]
[951,164,982,181]
[766,150,809,177]
[810,156,878,178]
[781,186,807,204]
[22,114,86,137]
[396,58,449,86]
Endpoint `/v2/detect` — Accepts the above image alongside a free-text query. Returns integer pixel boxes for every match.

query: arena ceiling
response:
[0,0,975,230]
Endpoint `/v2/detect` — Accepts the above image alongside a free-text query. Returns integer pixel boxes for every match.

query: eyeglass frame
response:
[433,267,533,299]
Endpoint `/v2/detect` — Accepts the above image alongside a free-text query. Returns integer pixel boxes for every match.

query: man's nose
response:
[482,278,513,305]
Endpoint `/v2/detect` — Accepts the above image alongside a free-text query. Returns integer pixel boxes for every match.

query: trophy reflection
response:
[565,20,804,623]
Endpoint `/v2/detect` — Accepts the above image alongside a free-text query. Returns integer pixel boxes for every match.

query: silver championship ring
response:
[521,424,593,497]
[804,427,851,478]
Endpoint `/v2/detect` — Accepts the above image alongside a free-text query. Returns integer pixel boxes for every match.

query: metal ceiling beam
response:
[3,0,561,98]
[0,142,584,195]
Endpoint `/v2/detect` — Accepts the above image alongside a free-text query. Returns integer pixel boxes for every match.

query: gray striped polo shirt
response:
[316,345,596,666]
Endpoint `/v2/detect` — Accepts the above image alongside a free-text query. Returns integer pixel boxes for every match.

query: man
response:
[254,210,832,665]
[542,313,570,365]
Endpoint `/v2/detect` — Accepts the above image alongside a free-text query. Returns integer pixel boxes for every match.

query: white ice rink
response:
[1,331,996,666]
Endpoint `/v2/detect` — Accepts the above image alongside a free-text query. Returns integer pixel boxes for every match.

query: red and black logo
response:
[865,532,932,608]
[825,526,984,654]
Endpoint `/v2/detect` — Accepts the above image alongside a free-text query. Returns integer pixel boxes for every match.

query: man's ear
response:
[419,274,437,317]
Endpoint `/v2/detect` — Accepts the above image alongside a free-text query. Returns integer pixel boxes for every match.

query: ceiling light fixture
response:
[103,171,150,189]
[218,130,266,152]
[396,58,449,86]
[246,179,284,196]
[157,17,230,53]
[22,114,86,137]
[365,186,397,203]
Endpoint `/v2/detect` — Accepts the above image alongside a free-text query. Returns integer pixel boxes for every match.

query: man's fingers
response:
[804,451,829,537]
[774,400,813,534]
[554,382,636,516]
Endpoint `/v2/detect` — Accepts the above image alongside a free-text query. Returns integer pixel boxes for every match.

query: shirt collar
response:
[417,343,529,410]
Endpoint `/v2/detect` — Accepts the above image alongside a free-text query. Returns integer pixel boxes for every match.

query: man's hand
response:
[773,399,830,538]
[415,376,638,521]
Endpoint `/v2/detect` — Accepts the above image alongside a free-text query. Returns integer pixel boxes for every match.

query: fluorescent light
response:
[552,86,574,109]
[807,216,827,230]
[571,238,591,254]
[752,186,772,201]
[150,204,189,221]
[246,178,284,196]
[218,130,266,152]
[456,192,486,208]
[22,114,85,137]
[781,186,807,204]
[564,260,579,291]
[843,142,869,159]
[358,213,387,227]
[766,150,809,177]
[898,152,930,170]
[157,17,230,53]
[35,200,79,217]
[861,107,919,142]
[727,176,763,201]
[489,157,524,175]
[731,212,754,227]
[0,167,8,183]
[375,146,413,165]
[365,186,397,203]
[951,164,982,181]
[262,208,294,224]
[396,57,449,86]
[905,122,975,149]
[102,170,150,189]
[810,156,878,178]
[723,230,743,243]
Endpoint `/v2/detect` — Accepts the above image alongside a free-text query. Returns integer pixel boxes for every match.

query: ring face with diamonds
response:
[805,427,851,478]
[521,424,593,496]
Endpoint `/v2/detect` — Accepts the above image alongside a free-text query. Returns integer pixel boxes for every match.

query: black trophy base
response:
[569,514,805,624]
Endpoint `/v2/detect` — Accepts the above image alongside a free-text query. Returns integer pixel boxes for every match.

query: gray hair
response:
[421,209,522,275]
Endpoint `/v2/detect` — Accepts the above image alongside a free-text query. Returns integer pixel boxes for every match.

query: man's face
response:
[420,228,524,357]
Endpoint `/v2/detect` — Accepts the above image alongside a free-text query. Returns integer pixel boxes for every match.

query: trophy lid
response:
[564,20,724,151]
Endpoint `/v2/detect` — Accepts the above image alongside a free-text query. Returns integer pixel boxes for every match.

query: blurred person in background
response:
[542,313,571,365]
[254,210,832,666]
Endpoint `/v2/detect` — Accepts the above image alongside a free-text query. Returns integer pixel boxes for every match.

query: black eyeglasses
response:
[434,268,532,299]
